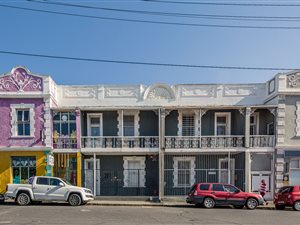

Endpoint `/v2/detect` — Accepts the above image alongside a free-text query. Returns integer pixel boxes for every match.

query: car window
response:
[188,184,197,194]
[212,184,225,191]
[28,177,34,185]
[37,177,49,185]
[50,178,61,186]
[200,184,210,191]
[224,185,238,193]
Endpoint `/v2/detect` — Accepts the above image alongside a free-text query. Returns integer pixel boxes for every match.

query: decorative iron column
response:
[159,108,166,202]
[245,107,252,192]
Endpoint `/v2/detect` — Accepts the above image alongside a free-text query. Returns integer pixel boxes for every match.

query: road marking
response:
[80,209,91,212]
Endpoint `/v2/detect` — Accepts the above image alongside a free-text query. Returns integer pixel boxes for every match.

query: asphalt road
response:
[0,203,299,225]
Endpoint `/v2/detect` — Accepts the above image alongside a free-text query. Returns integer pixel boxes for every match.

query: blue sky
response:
[0,0,300,85]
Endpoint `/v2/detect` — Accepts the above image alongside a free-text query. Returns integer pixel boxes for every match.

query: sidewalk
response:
[87,199,275,210]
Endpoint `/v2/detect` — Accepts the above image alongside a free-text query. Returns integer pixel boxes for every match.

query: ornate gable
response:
[144,83,175,100]
[0,66,43,92]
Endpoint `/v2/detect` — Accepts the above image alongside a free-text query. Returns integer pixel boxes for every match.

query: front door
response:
[84,158,100,196]
[46,178,67,201]
[219,158,235,185]
[211,184,228,205]
[251,172,272,200]
[32,177,50,201]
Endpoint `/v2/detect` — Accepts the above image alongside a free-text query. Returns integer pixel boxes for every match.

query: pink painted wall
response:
[0,98,45,147]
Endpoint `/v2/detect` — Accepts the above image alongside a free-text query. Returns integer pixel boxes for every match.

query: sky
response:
[0,0,300,85]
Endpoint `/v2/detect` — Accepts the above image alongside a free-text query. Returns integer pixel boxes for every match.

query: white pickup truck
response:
[5,176,94,206]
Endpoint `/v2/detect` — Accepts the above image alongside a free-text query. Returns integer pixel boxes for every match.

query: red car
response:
[186,183,264,210]
[274,186,300,211]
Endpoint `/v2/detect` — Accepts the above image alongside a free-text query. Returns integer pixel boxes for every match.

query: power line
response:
[3,4,300,30]
[27,0,300,22]
[143,0,300,7]
[0,50,298,71]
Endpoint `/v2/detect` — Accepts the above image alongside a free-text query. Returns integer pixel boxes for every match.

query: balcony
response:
[81,136,159,148]
[249,135,275,148]
[165,136,245,149]
[53,137,78,149]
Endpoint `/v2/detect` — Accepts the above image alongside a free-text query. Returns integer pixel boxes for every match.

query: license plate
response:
[278,201,284,204]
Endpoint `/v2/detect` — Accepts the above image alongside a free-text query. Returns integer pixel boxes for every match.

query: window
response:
[173,157,195,187]
[10,104,35,137]
[12,156,36,184]
[123,157,145,187]
[178,161,191,186]
[250,113,259,135]
[53,112,76,137]
[215,113,231,135]
[212,184,225,192]
[50,178,61,186]
[224,184,238,193]
[127,160,141,187]
[123,115,135,136]
[290,159,300,169]
[200,184,210,191]
[87,114,102,136]
[182,115,195,136]
[17,109,30,136]
[37,177,49,185]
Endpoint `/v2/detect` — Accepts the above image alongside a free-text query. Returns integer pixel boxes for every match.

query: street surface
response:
[0,203,299,225]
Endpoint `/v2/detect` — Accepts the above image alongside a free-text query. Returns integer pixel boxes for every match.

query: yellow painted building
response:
[0,151,48,193]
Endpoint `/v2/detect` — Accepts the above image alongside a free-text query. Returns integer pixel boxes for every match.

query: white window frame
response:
[87,113,103,136]
[178,110,198,136]
[10,104,35,137]
[214,112,231,135]
[117,110,139,136]
[173,157,195,187]
[218,158,235,184]
[250,112,260,135]
[123,156,145,187]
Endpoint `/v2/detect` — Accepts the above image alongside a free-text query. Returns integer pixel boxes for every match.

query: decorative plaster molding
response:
[105,87,139,98]
[64,87,97,98]
[200,109,207,117]
[179,86,216,97]
[224,86,257,97]
[268,108,276,117]
[144,84,175,100]
[239,108,256,117]
[0,67,43,92]
[287,72,300,88]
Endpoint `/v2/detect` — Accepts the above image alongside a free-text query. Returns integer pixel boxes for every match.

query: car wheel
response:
[203,197,215,209]
[68,193,82,206]
[16,193,31,206]
[246,198,258,210]
[275,204,285,210]
[233,205,244,209]
[293,201,300,211]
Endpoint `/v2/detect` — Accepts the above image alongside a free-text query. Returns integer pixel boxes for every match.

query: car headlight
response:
[84,189,92,194]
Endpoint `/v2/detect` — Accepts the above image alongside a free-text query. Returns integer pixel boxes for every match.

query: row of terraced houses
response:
[0,66,300,200]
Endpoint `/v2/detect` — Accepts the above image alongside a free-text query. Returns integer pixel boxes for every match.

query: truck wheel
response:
[68,194,82,206]
[203,197,215,209]
[246,198,258,210]
[293,201,300,211]
[275,204,285,210]
[16,193,31,206]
